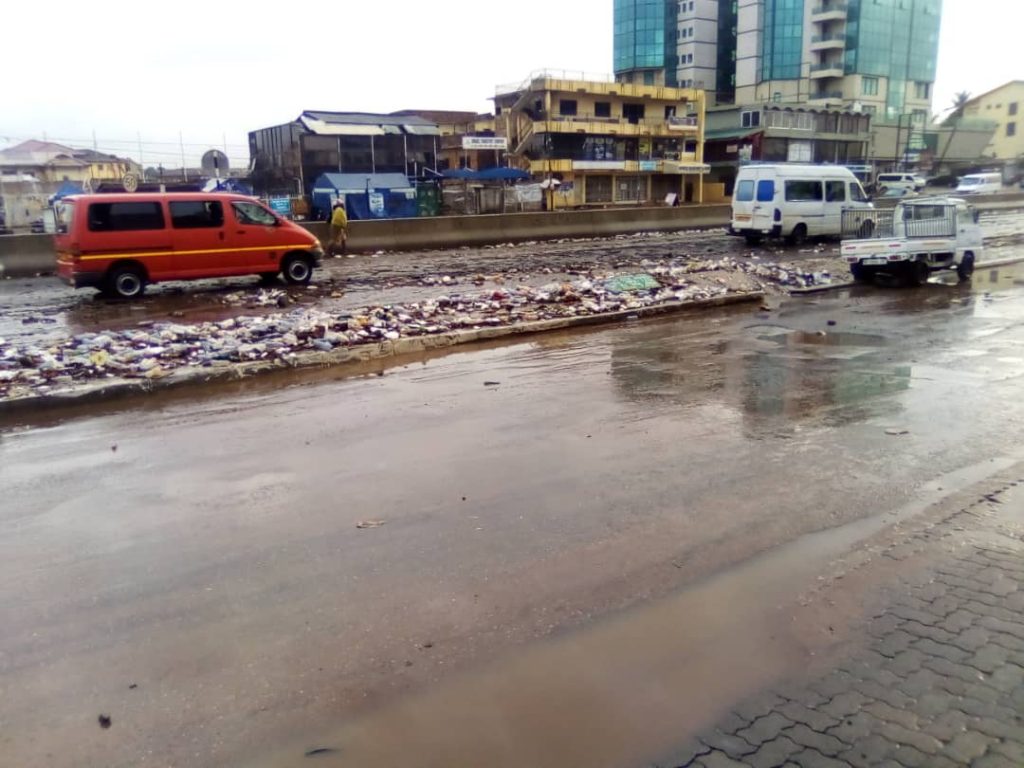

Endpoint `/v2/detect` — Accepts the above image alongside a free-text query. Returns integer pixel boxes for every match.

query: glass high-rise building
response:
[613,0,672,85]
[616,0,942,118]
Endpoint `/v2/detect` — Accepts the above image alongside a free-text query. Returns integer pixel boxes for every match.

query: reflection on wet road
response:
[2,267,1024,767]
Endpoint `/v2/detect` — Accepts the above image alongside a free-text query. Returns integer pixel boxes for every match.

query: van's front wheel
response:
[104,264,147,299]
[282,254,314,285]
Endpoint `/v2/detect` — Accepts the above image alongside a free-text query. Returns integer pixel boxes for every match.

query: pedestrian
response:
[328,199,349,255]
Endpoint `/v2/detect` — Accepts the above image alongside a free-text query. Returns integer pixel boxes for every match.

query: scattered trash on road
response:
[356,520,387,529]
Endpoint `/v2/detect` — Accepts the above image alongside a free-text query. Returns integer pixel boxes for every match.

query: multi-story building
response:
[960,81,1024,162]
[495,71,712,208]
[0,140,139,185]
[248,111,442,198]
[616,0,942,121]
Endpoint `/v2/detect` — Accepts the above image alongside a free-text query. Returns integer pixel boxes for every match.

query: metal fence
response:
[842,204,958,240]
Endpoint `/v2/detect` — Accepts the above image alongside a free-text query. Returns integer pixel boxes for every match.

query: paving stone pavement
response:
[664,474,1024,768]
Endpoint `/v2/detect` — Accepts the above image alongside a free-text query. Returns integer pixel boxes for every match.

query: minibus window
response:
[735,180,754,202]
[170,201,224,229]
[784,180,823,202]
[88,202,165,232]
[825,181,846,202]
[849,183,868,202]
[56,201,74,234]
[756,180,775,202]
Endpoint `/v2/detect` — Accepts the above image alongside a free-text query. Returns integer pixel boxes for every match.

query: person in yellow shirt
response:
[328,199,349,255]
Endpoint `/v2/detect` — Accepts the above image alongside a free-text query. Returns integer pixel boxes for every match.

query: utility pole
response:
[179,132,187,182]
[137,132,145,181]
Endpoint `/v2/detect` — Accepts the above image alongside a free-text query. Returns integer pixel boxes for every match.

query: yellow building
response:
[494,70,711,208]
[0,140,139,185]
[391,110,501,173]
[961,81,1024,161]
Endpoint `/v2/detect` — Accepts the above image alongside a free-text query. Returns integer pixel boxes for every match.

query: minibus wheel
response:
[957,253,975,282]
[105,264,147,299]
[282,254,313,285]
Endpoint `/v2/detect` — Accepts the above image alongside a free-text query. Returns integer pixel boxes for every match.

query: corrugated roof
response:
[300,111,440,137]
[312,172,414,193]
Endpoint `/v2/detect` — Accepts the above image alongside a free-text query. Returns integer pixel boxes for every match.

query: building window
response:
[862,104,877,115]
[913,81,931,100]
[616,175,645,202]
[1010,102,1019,116]
[741,110,761,128]
[1008,122,1017,137]
[862,77,879,96]
[586,176,613,204]
[559,99,578,116]
[911,109,929,125]
[595,102,612,118]
[643,71,655,85]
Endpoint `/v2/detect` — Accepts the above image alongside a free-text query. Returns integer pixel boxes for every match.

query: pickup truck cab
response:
[55,192,324,298]
[840,197,982,285]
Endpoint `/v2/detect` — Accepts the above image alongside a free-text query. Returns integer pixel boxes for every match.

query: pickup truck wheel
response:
[906,260,929,287]
[786,224,808,247]
[850,264,873,283]
[282,254,313,285]
[957,253,975,282]
[104,264,147,299]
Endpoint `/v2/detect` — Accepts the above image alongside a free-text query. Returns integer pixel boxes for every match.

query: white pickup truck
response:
[840,197,983,285]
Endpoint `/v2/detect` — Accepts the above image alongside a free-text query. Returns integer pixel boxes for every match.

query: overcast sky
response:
[0,0,1014,167]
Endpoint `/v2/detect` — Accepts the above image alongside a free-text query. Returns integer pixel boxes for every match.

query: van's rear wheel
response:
[850,264,873,283]
[786,224,808,247]
[282,254,313,285]
[906,260,929,287]
[957,253,976,282]
[744,235,763,246]
[104,264,146,299]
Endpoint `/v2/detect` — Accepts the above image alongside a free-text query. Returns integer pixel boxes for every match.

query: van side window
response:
[756,180,775,201]
[849,183,868,202]
[232,201,277,226]
[825,181,846,202]
[170,201,224,229]
[784,181,823,202]
[735,180,755,202]
[88,202,164,232]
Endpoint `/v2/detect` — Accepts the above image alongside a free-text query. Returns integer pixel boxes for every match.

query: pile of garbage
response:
[651,256,837,289]
[0,274,751,399]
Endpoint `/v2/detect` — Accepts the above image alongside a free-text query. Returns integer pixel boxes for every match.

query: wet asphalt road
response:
[3,261,1024,767]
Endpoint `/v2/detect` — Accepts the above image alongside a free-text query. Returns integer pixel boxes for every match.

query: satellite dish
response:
[201,149,230,177]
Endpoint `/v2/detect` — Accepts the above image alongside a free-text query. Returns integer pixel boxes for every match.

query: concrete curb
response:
[0,290,764,418]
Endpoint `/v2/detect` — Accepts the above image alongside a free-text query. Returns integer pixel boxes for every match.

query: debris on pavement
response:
[0,244,851,402]
[884,428,910,436]
[356,520,387,529]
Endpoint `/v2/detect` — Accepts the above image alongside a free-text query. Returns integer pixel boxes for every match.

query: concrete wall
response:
[5,195,1022,278]
[0,204,731,278]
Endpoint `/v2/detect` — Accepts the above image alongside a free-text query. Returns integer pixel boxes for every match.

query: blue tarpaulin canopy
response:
[311,172,417,220]
[441,168,530,181]
[50,181,84,201]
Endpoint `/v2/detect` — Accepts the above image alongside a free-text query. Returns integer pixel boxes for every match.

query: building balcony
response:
[808,91,845,106]
[535,114,700,138]
[810,33,846,51]
[810,2,847,22]
[809,61,845,79]
[526,154,700,175]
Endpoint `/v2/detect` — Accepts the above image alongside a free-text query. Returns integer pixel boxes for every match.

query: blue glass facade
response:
[845,0,941,115]
[761,0,805,81]
[614,0,668,74]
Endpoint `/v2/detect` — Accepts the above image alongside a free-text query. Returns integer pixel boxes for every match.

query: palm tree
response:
[937,91,972,171]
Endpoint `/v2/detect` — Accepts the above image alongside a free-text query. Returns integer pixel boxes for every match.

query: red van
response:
[55,193,324,298]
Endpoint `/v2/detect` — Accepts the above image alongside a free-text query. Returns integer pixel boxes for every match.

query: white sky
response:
[0,0,1014,167]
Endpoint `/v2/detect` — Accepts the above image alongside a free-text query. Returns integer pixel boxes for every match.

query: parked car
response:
[55,193,324,298]
[956,173,1003,195]
[729,164,873,245]
[30,218,46,234]
[874,173,927,194]
[879,187,919,200]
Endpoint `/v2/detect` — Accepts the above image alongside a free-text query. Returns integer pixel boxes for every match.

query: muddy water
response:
[2,268,1024,767]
